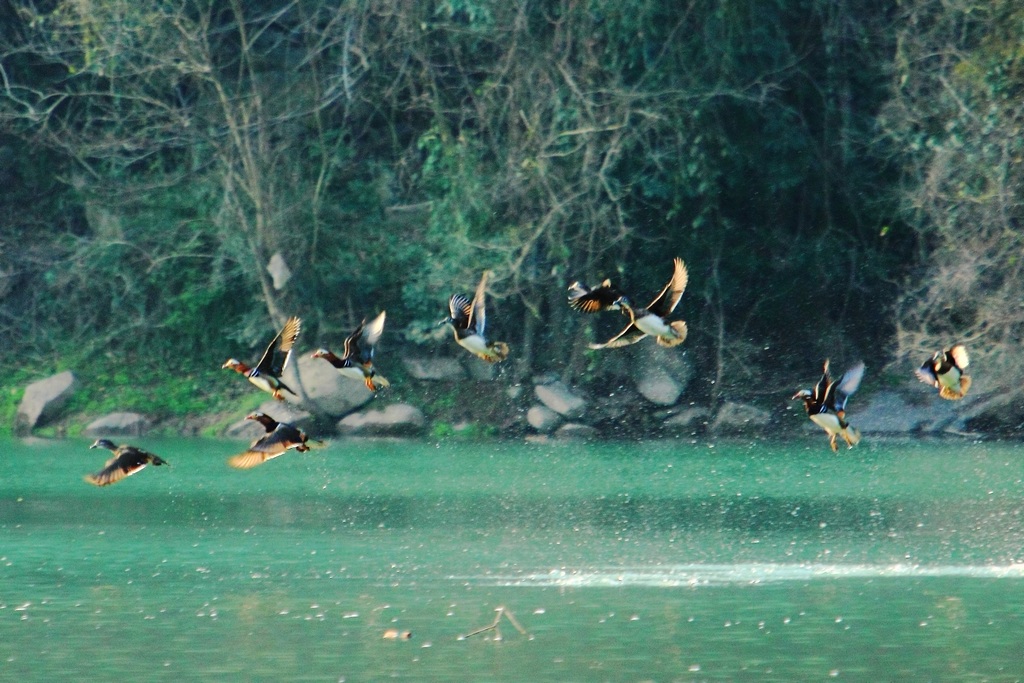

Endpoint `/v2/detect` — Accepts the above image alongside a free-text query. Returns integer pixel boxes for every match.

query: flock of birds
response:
[83,258,973,485]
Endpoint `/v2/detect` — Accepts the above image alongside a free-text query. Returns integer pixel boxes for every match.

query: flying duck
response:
[311,311,390,392]
[227,412,312,469]
[567,279,626,314]
[440,270,509,362]
[222,316,301,400]
[589,257,689,349]
[792,360,866,452]
[85,439,168,486]
[915,344,971,400]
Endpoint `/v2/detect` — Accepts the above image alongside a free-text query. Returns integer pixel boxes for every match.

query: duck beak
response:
[437,317,452,327]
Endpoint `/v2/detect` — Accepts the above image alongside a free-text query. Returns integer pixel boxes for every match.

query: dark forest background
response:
[0,0,1022,429]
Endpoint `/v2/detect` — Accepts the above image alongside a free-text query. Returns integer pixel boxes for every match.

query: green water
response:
[3,437,1024,681]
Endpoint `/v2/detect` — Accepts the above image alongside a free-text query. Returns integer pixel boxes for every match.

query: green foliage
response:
[0,0,928,420]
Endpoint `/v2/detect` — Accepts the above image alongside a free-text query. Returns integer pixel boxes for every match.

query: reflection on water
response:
[2,437,1024,681]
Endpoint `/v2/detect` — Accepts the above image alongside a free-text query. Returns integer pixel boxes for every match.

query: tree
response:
[881,0,1024,418]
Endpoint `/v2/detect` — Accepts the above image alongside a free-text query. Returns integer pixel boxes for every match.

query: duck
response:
[439,270,509,362]
[311,311,390,392]
[792,359,866,452]
[915,344,971,400]
[227,412,312,469]
[567,278,626,314]
[223,316,301,400]
[589,257,689,349]
[85,439,168,486]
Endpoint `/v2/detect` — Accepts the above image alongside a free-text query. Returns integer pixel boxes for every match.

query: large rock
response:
[465,358,497,381]
[855,391,966,433]
[634,363,683,406]
[15,371,76,435]
[630,344,692,404]
[266,252,292,290]
[281,352,375,417]
[663,406,711,433]
[534,380,587,419]
[554,422,598,440]
[337,403,426,437]
[710,401,772,434]
[84,412,152,438]
[527,405,562,434]
[402,356,467,381]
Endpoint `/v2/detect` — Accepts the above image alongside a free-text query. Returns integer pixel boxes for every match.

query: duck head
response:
[310,348,339,361]
[89,438,117,451]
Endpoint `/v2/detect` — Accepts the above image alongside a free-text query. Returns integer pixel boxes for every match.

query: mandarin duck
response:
[85,439,168,486]
[311,311,390,392]
[589,257,689,349]
[440,270,509,362]
[567,278,627,314]
[915,344,971,400]
[227,412,312,469]
[792,360,866,452]
[223,316,301,400]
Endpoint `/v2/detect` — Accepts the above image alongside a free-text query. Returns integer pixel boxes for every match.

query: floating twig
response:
[460,606,528,641]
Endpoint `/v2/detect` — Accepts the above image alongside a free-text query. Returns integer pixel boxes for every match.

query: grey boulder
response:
[15,371,76,435]
[534,380,587,419]
[84,412,152,438]
[337,403,426,437]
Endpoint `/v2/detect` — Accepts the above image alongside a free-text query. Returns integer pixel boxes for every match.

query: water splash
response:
[465,562,1024,587]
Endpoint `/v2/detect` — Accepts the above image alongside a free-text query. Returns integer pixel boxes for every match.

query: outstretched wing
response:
[588,321,647,350]
[346,311,386,366]
[949,344,969,370]
[467,270,490,336]
[85,448,156,486]
[645,258,688,317]
[362,311,386,348]
[342,320,366,363]
[448,294,472,330]
[832,361,865,412]
[812,359,832,405]
[229,424,307,470]
[255,316,302,376]
[915,359,939,388]
[568,279,625,313]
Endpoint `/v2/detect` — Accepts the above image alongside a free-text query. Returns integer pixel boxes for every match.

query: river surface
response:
[2,436,1024,681]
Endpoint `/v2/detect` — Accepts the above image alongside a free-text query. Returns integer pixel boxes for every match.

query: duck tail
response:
[938,376,970,400]
[656,320,688,348]
[487,341,510,362]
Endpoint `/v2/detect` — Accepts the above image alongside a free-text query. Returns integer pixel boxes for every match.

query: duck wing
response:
[229,424,307,469]
[831,361,865,412]
[467,270,490,336]
[255,316,302,377]
[86,447,164,486]
[588,321,647,349]
[645,258,688,318]
[915,358,939,388]
[351,311,386,365]
[948,344,969,370]
[568,279,625,313]
[811,360,832,407]
[447,294,472,331]
[342,320,366,363]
